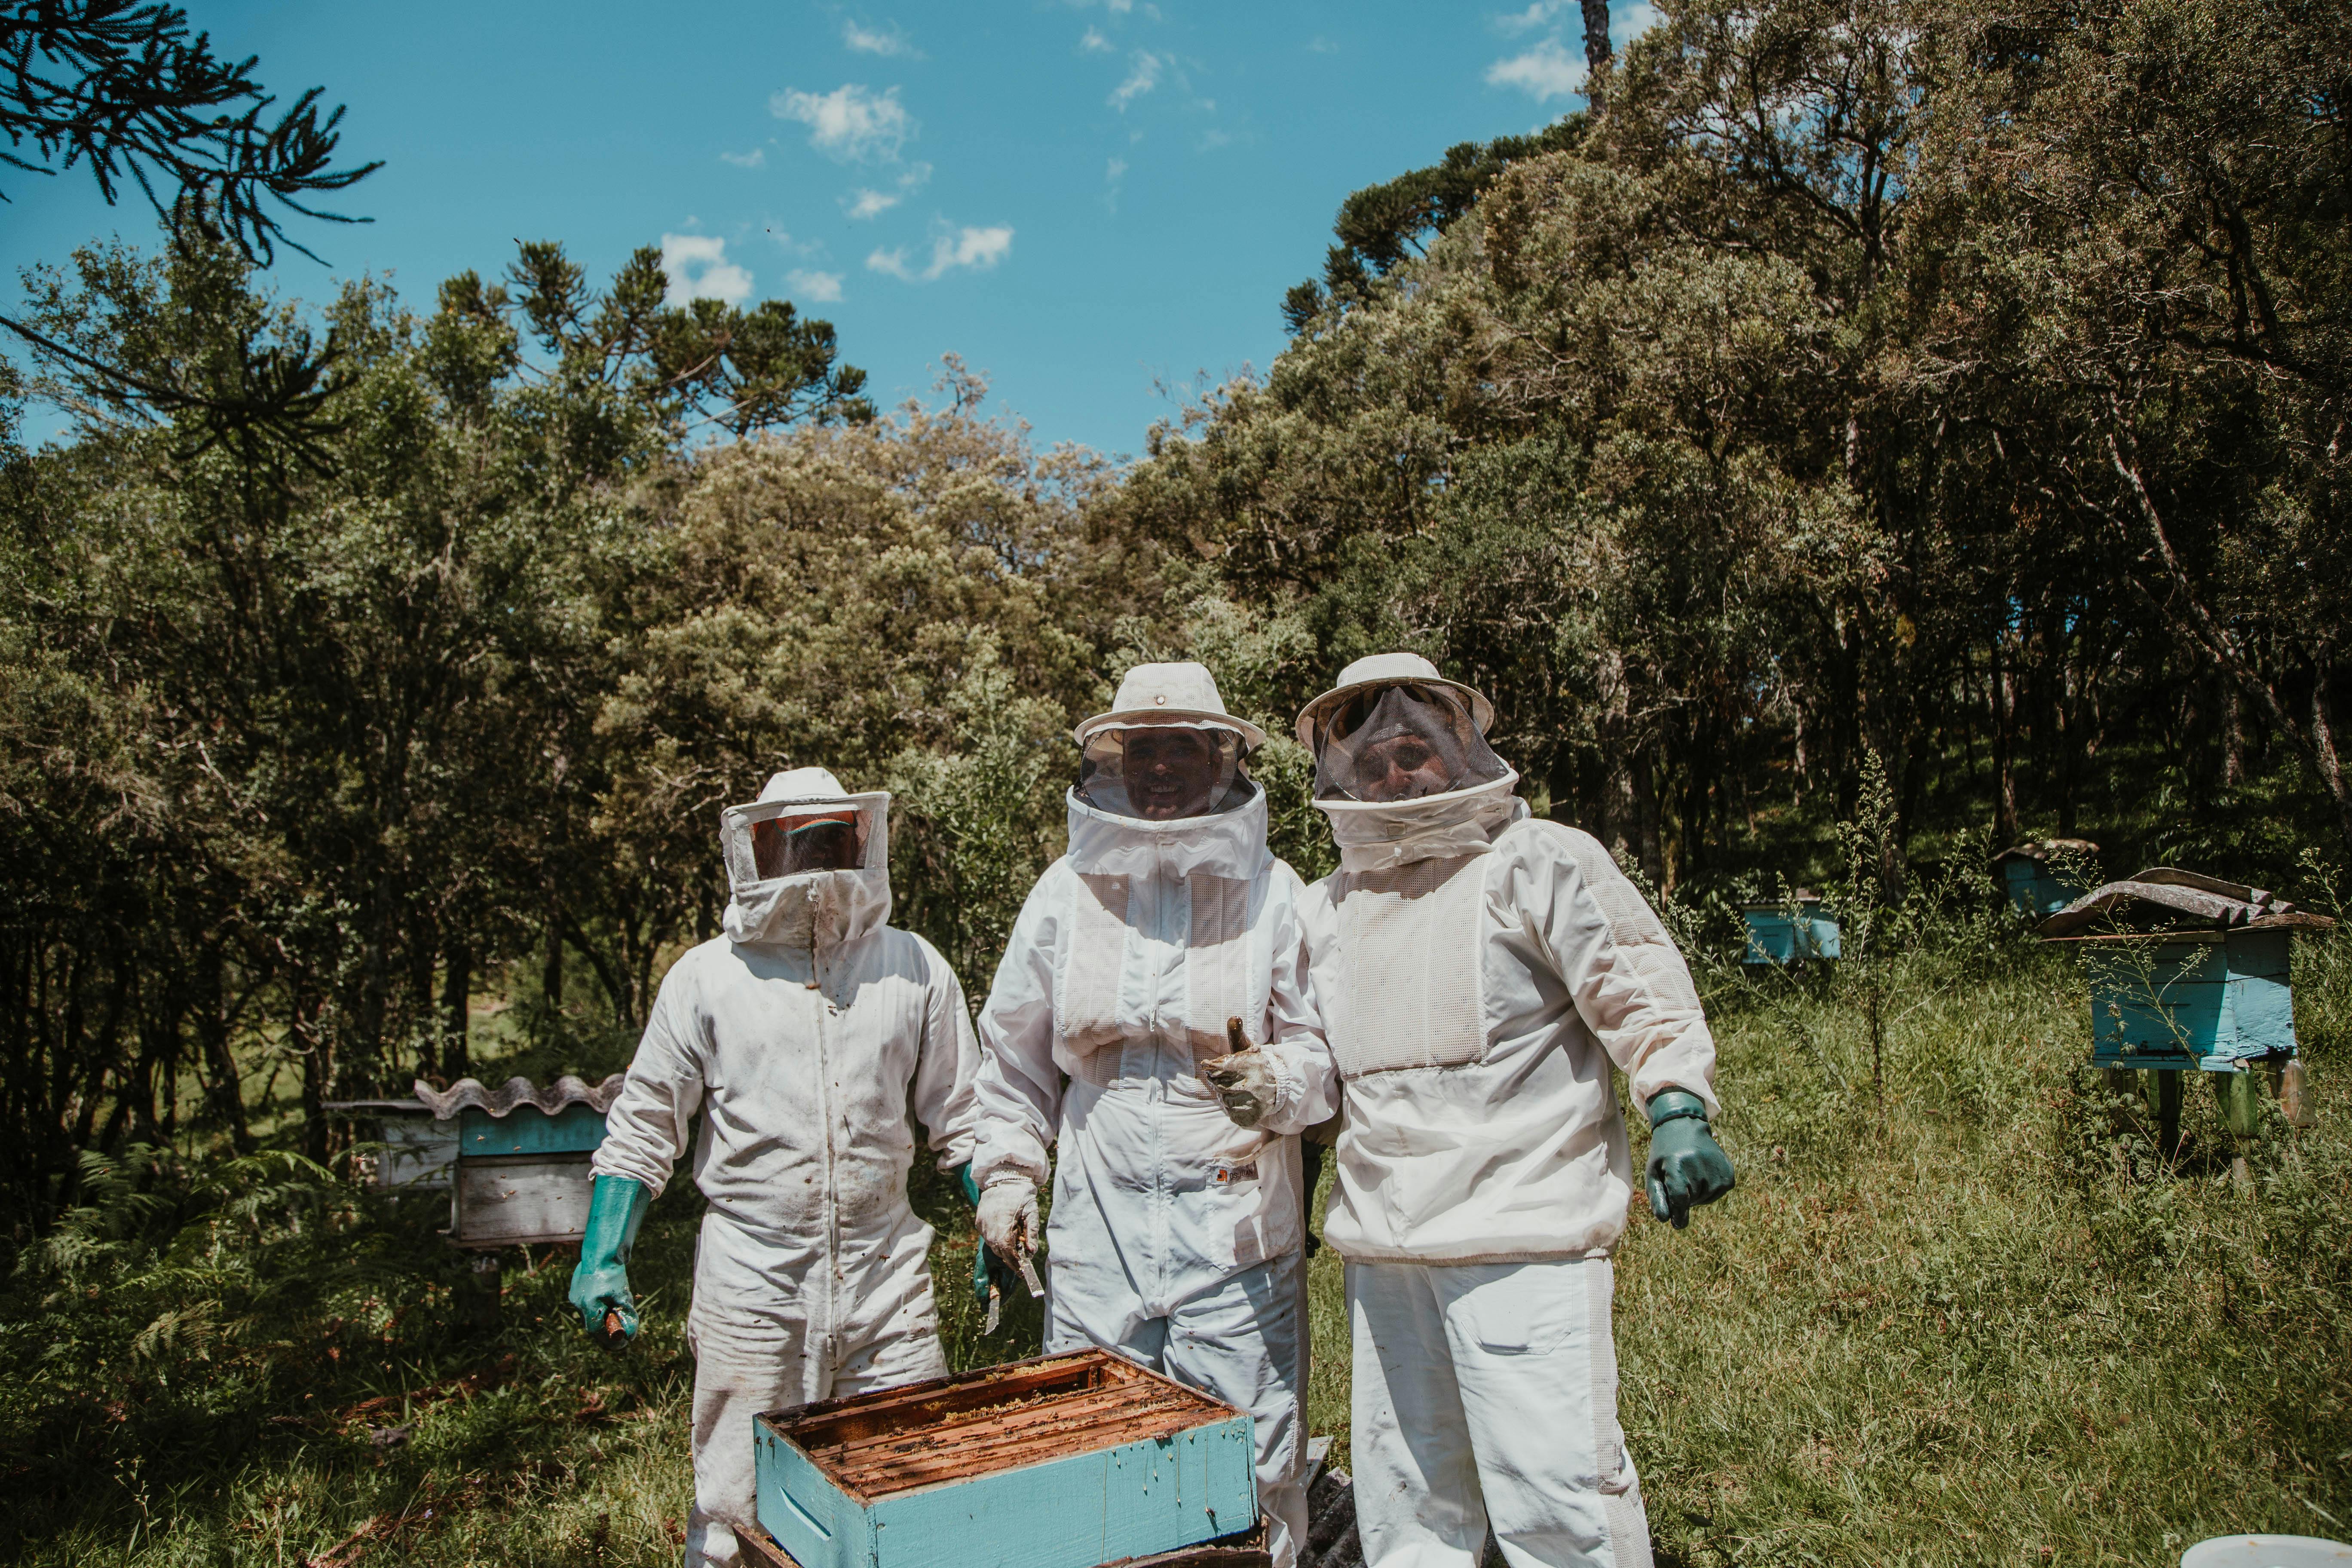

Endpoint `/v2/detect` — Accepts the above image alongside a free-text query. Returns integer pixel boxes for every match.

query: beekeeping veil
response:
[1072,662,1268,822]
[718,767,893,947]
[1297,653,1524,872]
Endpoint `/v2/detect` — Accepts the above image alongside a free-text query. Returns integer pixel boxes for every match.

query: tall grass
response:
[4,912,2346,1564]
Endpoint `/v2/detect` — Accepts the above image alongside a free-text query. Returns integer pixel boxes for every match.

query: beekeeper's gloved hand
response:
[1644,1090,1735,1230]
[1201,1050,1277,1129]
[977,1177,1041,1260]
[570,1175,651,1346]
[954,1165,1020,1308]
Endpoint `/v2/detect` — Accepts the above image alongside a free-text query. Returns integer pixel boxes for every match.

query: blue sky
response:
[3,0,1647,458]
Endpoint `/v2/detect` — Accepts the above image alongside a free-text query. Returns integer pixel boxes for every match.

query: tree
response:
[2,0,377,260]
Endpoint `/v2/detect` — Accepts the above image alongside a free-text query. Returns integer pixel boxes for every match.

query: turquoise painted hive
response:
[1992,839,2100,918]
[408,1075,623,1249]
[2039,868,2336,1071]
[755,1349,1259,1568]
[1740,898,1841,965]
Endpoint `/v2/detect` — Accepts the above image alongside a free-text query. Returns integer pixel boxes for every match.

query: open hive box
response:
[751,1348,1261,1568]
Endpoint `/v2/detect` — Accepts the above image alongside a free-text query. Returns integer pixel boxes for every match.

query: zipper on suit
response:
[813,913,842,1374]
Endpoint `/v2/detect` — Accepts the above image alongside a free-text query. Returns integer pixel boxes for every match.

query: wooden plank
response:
[868,1418,1258,1568]
[847,1403,1213,1493]
[450,1154,594,1246]
[782,1355,1135,1449]
[816,1384,1195,1467]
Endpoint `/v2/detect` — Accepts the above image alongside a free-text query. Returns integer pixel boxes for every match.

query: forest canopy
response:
[3,0,2348,1234]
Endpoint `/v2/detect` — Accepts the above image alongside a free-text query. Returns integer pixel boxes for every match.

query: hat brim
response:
[1293,675,1495,748]
[1071,708,1269,750]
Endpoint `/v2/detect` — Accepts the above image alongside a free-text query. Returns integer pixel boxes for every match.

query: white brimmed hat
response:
[1293,651,1495,747]
[1073,661,1268,749]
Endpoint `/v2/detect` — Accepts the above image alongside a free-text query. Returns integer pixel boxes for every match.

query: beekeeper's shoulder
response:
[1493,815,1623,887]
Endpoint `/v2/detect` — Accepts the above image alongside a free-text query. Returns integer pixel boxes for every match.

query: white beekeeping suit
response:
[1285,654,1729,1568]
[591,767,980,1568]
[969,663,1334,1568]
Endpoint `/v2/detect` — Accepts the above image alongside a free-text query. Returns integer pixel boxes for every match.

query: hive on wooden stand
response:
[1739,891,1841,966]
[325,1074,623,1320]
[742,1349,1267,1568]
[1990,838,2100,917]
[2039,868,2328,1153]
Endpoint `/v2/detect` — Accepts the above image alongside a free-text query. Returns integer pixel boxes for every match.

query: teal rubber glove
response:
[569,1175,650,1348]
[954,1163,1020,1312]
[1645,1090,1735,1230]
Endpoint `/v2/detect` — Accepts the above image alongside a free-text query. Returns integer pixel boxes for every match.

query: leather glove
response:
[976,1178,1041,1260]
[569,1175,650,1347]
[1645,1090,1735,1230]
[1201,1050,1277,1129]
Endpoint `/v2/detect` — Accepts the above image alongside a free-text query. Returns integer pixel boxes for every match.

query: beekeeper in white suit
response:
[1221,653,1734,1568]
[572,767,981,1568]
[968,662,1333,1568]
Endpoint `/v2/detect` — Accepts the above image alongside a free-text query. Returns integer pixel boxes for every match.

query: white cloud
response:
[1307,36,1339,54]
[866,224,1015,282]
[842,160,931,220]
[1080,26,1113,52]
[1495,1,1565,32]
[720,146,766,168]
[772,83,914,163]
[660,234,754,307]
[1106,156,1128,182]
[1110,51,1162,110]
[1613,1,1662,44]
[1486,37,1586,99]
[842,20,914,55]
[787,268,845,303]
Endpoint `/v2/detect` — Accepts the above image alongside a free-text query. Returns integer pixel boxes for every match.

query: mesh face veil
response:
[721,798,885,886]
[1311,682,1510,802]
[1076,722,1250,821]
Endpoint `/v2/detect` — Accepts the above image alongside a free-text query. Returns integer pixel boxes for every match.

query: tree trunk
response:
[1581,0,1613,105]
[441,937,472,1082]
[1991,636,2018,845]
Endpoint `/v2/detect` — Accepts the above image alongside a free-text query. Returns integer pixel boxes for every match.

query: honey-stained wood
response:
[777,1351,1233,1500]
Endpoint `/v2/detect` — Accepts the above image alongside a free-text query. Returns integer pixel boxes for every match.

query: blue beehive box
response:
[2040,869,2333,1136]
[1992,839,2100,917]
[755,1349,1259,1568]
[1740,894,1841,965]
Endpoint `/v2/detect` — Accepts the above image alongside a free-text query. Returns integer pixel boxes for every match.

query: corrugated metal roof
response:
[2037,866,2336,938]
[410,1073,628,1119]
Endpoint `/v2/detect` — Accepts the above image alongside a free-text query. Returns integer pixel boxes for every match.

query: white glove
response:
[976,1179,1040,1259]
[1201,1050,1277,1129]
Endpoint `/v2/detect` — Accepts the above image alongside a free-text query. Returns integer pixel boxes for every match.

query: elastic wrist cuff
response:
[1646,1091,1711,1129]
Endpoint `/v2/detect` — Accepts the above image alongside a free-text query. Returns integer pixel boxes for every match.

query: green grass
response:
[4,931,2347,1566]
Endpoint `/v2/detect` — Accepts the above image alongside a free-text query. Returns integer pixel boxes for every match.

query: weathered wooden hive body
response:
[753,1349,1259,1568]
[1991,839,2100,918]
[2040,869,2330,1069]
[329,1075,624,1247]
[2040,869,2330,1138]
[1740,894,1841,965]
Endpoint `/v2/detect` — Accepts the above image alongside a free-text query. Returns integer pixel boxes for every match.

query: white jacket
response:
[970,783,1332,1300]
[594,779,978,1297]
[1300,775,1719,1264]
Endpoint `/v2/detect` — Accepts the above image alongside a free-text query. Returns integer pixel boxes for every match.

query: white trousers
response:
[1049,1250,1311,1568]
[1348,1259,1653,1568]
[683,1215,948,1568]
